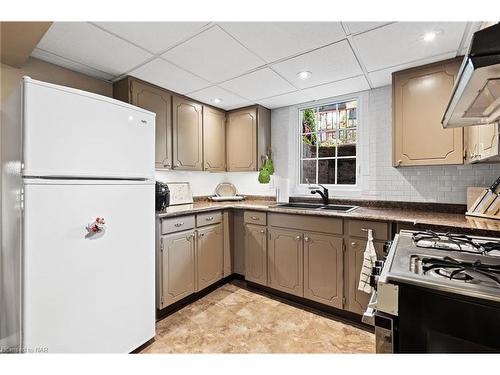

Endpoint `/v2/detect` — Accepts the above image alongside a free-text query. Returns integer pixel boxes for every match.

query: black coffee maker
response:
[155,181,170,211]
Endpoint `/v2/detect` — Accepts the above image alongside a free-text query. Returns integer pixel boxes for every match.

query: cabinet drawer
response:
[268,213,343,235]
[244,211,267,226]
[196,211,222,227]
[348,219,388,241]
[161,215,195,234]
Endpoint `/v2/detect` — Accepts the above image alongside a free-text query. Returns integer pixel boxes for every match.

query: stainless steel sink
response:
[270,203,358,212]
[271,203,324,209]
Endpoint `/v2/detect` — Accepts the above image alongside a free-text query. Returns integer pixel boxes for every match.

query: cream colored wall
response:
[1,57,112,103]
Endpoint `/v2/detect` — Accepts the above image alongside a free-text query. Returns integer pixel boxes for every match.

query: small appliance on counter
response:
[365,230,500,353]
[155,181,170,211]
[164,182,193,205]
[209,182,244,201]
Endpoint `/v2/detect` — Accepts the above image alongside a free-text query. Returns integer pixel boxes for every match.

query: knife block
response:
[466,187,500,220]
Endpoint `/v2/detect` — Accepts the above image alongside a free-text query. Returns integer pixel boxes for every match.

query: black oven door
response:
[398,284,500,353]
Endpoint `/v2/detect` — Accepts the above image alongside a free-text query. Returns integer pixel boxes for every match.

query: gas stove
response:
[381,230,500,303]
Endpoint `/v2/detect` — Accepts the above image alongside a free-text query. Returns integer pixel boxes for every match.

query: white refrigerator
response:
[1,77,156,353]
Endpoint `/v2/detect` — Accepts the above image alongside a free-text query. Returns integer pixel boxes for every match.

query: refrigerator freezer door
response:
[22,179,155,353]
[22,78,155,179]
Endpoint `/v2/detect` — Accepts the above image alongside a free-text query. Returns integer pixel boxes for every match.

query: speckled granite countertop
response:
[157,199,500,236]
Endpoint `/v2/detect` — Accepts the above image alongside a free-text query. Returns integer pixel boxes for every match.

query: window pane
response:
[301,134,317,158]
[318,108,336,131]
[318,159,336,185]
[300,108,317,134]
[301,160,316,184]
[318,131,337,158]
[337,158,356,184]
[338,129,357,157]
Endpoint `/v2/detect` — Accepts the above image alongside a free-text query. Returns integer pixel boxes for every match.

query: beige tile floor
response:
[141,282,375,353]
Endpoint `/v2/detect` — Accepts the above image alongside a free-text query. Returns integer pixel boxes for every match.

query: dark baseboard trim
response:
[130,337,155,353]
[155,272,372,334]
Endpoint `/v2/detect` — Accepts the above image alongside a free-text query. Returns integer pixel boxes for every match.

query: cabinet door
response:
[227,107,257,171]
[130,80,172,169]
[172,95,203,170]
[203,106,226,171]
[161,230,195,308]
[268,228,303,297]
[244,224,267,286]
[303,233,343,308]
[346,238,384,315]
[196,224,224,291]
[393,59,463,166]
[464,125,480,164]
[478,123,499,161]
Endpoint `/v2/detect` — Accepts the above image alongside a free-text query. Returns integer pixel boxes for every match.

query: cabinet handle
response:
[260,229,265,234]
[174,164,180,167]
[174,222,184,227]
[251,216,259,220]
[295,235,302,240]
[304,236,310,242]
[165,163,171,167]
[397,159,402,166]
[199,233,205,237]
[206,216,214,221]
[351,241,357,247]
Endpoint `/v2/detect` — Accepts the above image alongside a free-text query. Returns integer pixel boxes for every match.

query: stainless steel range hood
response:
[442,23,500,128]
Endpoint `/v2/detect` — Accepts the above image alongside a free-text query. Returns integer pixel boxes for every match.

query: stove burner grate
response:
[412,230,500,255]
[422,256,500,286]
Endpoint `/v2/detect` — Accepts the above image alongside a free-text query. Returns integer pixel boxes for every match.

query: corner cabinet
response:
[203,106,226,172]
[393,58,463,167]
[113,77,172,169]
[227,106,271,172]
[172,95,203,170]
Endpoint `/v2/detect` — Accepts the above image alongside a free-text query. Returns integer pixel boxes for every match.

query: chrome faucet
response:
[310,184,329,205]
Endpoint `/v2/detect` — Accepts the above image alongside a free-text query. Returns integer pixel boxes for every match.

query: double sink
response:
[270,202,359,213]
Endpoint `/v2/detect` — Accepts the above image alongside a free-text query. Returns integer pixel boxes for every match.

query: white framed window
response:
[298,98,358,186]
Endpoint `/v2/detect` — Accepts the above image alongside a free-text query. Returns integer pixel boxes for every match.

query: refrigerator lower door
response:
[22,179,155,353]
[22,77,155,179]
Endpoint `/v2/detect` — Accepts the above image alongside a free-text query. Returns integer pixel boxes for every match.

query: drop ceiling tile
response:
[162,25,265,83]
[220,68,295,100]
[219,22,346,63]
[129,58,210,94]
[353,22,467,72]
[256,90,314,109]
[271,40,362,89]
[187,86,252,110]
[93,22,209,54]
[36,22,152,77]
[342,22,392,35]
[31,48,115,81]
[302,75,370,101]
[368,51,458,88]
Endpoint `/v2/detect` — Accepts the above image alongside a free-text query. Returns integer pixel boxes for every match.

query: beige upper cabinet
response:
[160,230,196,308]
[393,58,463,166]
[172,95,203,170]
[244,224,267,286]
[196,224,223,291]
[203,106,226,172]
[465,123,500,163]
[113,77,172,169]
[268,228,303,297]
[227,106,271,172]
[303,233,343,309]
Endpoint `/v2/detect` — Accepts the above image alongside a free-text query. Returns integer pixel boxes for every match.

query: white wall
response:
[155,170,276,197]
[271,85,500,204]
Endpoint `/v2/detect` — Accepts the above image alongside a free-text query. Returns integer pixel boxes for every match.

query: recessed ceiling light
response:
[423,31,437,42]
[297,71,312,80]
[212,98,222,104]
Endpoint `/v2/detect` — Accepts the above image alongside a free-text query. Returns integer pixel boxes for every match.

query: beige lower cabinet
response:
[160,229,196,308]
[303,233,343,309]
[196,224,224,291]
[345,238,385,315]
[244,224,267,286]
[268,228,304,297]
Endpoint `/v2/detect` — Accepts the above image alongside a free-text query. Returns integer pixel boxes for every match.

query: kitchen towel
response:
[358,229,377,294]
